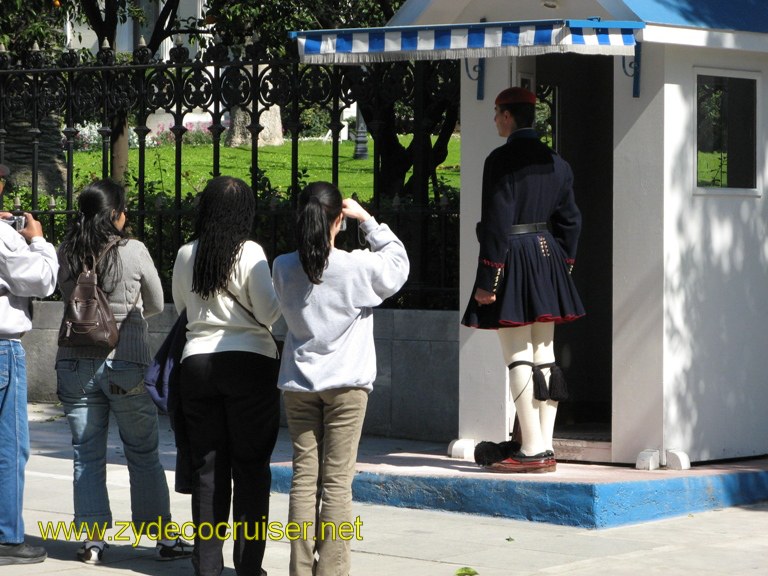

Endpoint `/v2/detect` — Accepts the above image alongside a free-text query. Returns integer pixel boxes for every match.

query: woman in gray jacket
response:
[273,181,409,576]
[56,179,190,564]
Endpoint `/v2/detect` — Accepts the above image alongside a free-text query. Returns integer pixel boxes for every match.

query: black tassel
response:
[474,439,523,465]
[499,439,522,458]
[533,366,549,400]
[548,365,569,401]
[474,441,505,465]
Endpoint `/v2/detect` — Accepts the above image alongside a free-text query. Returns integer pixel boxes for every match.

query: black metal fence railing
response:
[0,42,459,309]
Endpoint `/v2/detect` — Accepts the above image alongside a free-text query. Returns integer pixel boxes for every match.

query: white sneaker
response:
[76,541,106,564]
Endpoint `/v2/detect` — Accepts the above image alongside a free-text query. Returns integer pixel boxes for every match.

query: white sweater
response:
[0,226,58,338]
[273,218,409,393]
[172,239,281,361]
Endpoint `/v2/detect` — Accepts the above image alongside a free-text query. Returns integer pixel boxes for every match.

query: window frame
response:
[692,66,762,198]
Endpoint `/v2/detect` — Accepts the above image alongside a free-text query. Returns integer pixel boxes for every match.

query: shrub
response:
[296,107,332,138]
[66,122,142,151]
[149,121,216,147]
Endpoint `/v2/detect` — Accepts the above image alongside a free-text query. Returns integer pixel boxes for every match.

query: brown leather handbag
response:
[57,238,120,349]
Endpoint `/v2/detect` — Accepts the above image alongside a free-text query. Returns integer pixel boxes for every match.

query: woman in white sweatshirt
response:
[272,181,409,576]
[172,176,281,576]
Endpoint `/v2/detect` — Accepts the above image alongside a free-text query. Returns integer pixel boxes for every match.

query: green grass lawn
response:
[72,135,461,202]
[697,150,727,187]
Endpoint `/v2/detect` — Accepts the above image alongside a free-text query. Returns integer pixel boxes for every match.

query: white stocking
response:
[498,325,544,456]
[539,398,559,452]
[498,322,557,456]
[531,322,557,452]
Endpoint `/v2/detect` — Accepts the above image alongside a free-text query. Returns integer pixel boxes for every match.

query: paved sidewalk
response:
[9,403,768,575]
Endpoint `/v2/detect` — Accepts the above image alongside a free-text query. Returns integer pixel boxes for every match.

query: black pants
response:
[180,351,280,576]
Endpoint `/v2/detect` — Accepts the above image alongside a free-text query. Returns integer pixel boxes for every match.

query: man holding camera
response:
[0,163,58,565]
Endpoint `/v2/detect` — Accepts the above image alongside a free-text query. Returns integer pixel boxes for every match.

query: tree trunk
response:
[226,65,284,148]
[2,116,66,206]
[110,115,129,184]
[226,103,284,148]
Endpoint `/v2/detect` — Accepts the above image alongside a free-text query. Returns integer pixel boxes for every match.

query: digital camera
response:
[1,214,25,231]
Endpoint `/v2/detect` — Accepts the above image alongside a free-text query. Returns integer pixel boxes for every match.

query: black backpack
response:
[57,238,120,349]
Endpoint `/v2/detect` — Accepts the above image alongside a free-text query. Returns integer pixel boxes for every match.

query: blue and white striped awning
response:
[289,19,645,64]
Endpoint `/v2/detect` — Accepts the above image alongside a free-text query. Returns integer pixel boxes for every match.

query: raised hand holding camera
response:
[1,211,44,242]
[20,213,44,241]
[1,214,25,231]
[341,198,371,223]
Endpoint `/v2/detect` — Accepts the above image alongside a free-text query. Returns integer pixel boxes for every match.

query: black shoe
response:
[156,537,193,561]
[483,451,557,474]
[0,543,47,565]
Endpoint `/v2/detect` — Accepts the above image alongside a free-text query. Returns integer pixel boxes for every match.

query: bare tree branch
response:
[146,0,181,55]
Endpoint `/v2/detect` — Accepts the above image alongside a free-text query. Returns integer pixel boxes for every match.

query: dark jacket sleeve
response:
[474,152,507,294]
[549,158,581,266]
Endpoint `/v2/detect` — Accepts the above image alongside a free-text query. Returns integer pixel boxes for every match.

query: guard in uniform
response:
[462,87,585,473]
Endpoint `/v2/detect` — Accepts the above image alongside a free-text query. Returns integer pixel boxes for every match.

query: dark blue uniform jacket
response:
[474,129,581,294]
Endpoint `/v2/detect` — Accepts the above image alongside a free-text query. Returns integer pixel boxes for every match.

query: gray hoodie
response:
[273,218,409,393]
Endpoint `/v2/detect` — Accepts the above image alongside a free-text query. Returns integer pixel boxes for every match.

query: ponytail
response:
[59,178,126,292]
[296,181,342,284]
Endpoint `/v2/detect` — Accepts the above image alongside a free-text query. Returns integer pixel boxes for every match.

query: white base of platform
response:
[447,438,476,461]
[553,438,612,463]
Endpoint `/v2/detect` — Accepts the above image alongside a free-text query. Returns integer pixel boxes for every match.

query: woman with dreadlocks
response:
[172,176,281,576]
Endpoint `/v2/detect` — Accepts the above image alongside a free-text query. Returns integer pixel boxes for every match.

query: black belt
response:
[508,222,548,235]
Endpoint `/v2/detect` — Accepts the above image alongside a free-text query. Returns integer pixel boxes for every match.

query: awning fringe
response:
[301,44,636,64]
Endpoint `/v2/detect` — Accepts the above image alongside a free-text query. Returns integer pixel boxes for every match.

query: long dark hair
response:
[191,176,256,299]
[297,181,343,284]
[59,178,126,291]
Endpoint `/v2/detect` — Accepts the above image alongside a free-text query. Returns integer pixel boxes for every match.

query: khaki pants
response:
[284,388,368,576]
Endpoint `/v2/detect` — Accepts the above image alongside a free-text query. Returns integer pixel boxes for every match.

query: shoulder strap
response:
[83,237,122,274]
[224,287,281,358]
[95,237,122,268]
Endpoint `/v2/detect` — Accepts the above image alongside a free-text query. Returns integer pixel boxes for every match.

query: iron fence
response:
[0,40,459,309]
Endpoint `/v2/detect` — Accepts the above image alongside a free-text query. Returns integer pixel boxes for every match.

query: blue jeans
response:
[0,340,30,544]
[56,358,171,532]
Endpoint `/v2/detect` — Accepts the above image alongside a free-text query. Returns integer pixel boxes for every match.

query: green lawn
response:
[697,150,727,187]
[72,135,461,202]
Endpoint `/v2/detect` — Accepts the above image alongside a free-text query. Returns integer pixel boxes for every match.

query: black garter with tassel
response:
[508,360,569,401]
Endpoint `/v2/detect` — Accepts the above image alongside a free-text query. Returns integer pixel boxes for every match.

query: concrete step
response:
[29,403,768,530]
